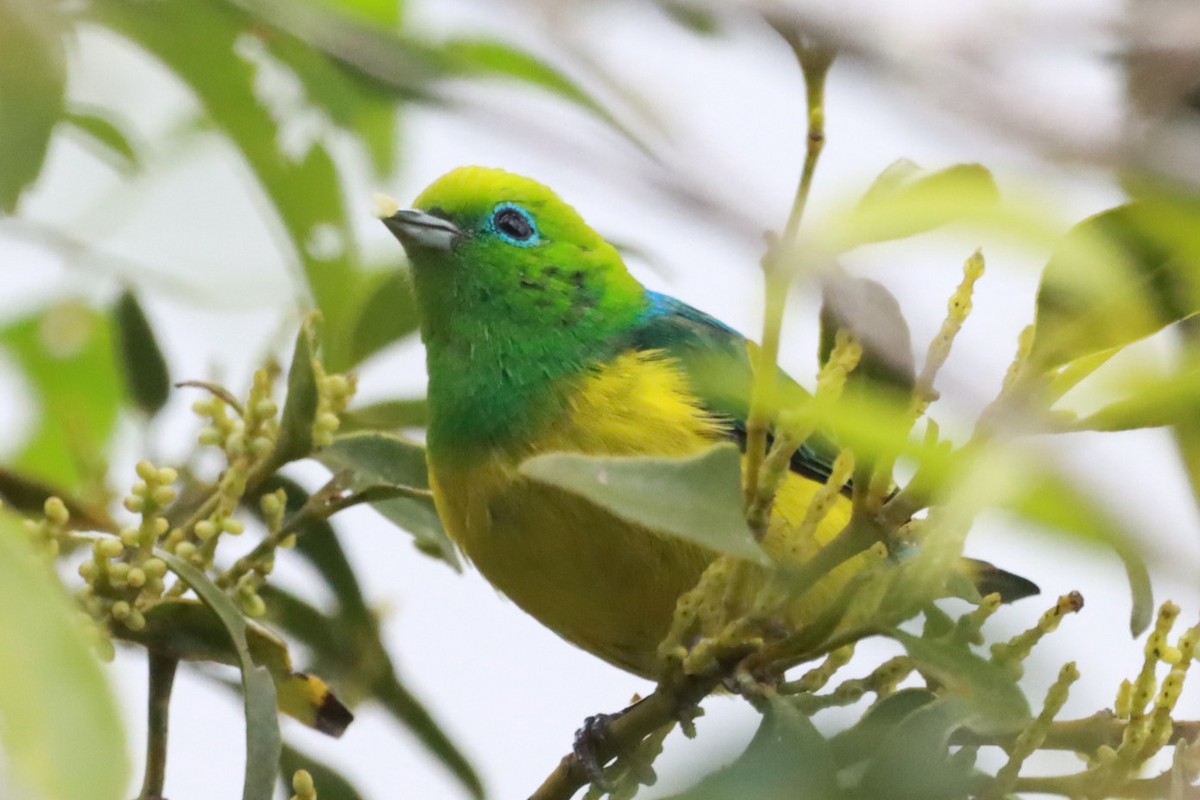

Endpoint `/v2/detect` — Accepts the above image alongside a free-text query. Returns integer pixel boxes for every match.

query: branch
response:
[136,653,178,800]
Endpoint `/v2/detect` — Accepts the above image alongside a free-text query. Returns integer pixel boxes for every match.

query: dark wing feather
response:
[630,291,841,488]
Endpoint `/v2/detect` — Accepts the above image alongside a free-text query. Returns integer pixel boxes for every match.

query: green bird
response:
[379,166,1036,679]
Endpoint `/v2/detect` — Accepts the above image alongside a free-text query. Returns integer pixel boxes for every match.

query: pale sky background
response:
[3,0,1200,798]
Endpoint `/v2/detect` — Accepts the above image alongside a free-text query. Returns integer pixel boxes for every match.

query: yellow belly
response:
[428,351,853,678]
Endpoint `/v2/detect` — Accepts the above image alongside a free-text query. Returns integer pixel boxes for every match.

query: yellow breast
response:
[428,350,854,678]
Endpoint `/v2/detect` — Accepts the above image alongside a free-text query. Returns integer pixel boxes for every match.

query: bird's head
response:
[379,167,645,337]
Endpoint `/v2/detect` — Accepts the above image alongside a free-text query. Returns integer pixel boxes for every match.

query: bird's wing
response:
[629,290,841,487]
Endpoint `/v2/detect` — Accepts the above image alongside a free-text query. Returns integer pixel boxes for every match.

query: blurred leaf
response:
[891,631,1030,735]
[257,25,399,178]
[62,107,140,172]
[317,432,457,567]
[121,599,353,736]
[0,518,127,800]
[1031,201,1200,369]
[276,314,320,463]
[668,694,837,800]
[521,444,770,564]
[442,38,645,148]
[259,586,483,798]
[1011,472,1153,635]
[341,397,427,431]
[857,697,979,800]
[830,688,937,766]
[157,550,281,800]
[89,0,365,369]
[280,742,366,800]
[1069,362,1200,432]
[0,0,65,211]
[0,302,123,488]
[819,272,915,393]
[113,289,170,417]
[0,467,116,532]
[658,0,721,35]
[832,162,1000,250]
[344,268,419,367]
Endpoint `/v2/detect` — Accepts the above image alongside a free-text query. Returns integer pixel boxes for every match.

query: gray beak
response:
[381,208,461,253]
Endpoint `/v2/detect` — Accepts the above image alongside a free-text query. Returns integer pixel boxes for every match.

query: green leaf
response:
[667,694,837,800]
[0,302,123,488]
[88,0,365,369]
[832,161,1000,250]
[113,289,171,417]
[62,107,140,172]
[344,268,419,367]
[0,0,65,211]
[0,518,127,800]
[120,599,353,736]
[891,631,1030,735]
[276,314,321,463]
[157,550,281,800]
[280,742,366,800]
[317,432,457,567]
[830,688,937,766]
[1031,201,1200,369]
[1010,472,1153,635]
[856,697,979,800]
[340,397,427,431]
[521,443,770,564]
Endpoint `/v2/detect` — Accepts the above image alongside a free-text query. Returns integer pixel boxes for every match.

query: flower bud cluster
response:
[78,461,177,633]
[312,365,357,449]
[23,496,72,558]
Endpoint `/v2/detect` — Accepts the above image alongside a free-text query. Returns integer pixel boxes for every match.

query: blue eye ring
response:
[489,203,540,247]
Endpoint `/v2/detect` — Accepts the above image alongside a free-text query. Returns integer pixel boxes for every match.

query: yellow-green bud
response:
[198,427,222,446]
[44,496,69,526]
[157,466,178,485]
[109,563,130,586]
[195,520,217,541]
[126,567,146,588]
[315,412,340,432]
[260,492,283,517]
[152,486,176,507]
[110,601,131,620]
[242,593,266,618]
[254,399,278,419]
[96,538,124,559]
[136,461,158,482]
[222,517,245,536]
[174,542,197,560]
[124,609,146,631]
[251,436,274,457]
[123,496,145,514]
[120,527,140,546]
[143,558,167,578]
[292,769,315,797]
[225,432,246,456]
[153,517,169,536]
[79,561,98,582]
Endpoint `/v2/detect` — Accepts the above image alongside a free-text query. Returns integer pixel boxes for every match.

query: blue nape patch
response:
[641,290,741,336]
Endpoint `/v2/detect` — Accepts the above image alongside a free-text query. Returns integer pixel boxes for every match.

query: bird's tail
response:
[958,557,1040,603]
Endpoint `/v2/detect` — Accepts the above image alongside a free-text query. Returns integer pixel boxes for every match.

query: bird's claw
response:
[573,712,619,791]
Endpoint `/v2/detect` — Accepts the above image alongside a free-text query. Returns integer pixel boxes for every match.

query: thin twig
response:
[137,653,178,800]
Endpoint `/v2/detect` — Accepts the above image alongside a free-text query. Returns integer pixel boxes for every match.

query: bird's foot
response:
[573,711,620,791]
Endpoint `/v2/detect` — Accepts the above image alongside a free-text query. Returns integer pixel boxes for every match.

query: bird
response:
[378,166,1036,680]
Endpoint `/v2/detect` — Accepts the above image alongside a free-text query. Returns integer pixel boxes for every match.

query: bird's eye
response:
[490,204,539,246]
